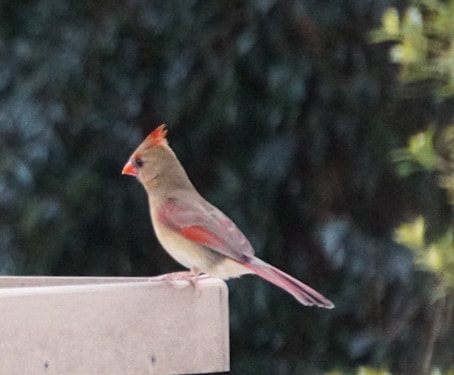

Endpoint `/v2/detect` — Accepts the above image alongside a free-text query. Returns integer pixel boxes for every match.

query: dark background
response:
[0,1,453,374]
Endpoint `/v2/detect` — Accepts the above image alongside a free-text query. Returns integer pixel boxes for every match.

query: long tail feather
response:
[243,258,334,309]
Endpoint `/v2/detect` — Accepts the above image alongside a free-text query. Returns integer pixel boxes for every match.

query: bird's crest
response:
[145,124,168,147]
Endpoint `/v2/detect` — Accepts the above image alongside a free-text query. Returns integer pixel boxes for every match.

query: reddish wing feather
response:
[180,226,228,250]
[156,196,255,262]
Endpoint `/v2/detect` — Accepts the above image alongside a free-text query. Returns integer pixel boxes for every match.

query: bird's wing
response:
[156,193,255,262]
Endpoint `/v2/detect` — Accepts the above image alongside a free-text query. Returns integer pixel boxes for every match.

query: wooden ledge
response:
[0,276,229,375]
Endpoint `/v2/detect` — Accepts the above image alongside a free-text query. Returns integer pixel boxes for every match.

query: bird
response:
[122,124,334,308]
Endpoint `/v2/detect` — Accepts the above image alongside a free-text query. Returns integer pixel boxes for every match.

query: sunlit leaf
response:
[383,8,400,36]
[394,216,425,249]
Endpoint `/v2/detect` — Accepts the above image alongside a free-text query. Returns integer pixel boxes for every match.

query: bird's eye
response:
[134,158,144,168]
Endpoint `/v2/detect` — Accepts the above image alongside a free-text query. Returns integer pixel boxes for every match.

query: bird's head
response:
[122,124,171,185]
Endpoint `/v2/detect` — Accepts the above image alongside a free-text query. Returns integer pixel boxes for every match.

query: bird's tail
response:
[243,257,334,309]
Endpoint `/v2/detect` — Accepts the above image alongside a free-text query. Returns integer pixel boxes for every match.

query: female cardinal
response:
[122,125,334,308]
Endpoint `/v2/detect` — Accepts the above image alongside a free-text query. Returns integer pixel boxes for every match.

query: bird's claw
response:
[165,271,194,289]
[154,269,209,292]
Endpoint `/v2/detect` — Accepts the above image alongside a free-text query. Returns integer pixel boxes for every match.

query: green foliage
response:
[0,0,453,374]
[376,0,454,292]
[373,0,454,94]
[394,130,454,289]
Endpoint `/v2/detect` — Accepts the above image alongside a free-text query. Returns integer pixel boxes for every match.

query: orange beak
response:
[122,160,137,176]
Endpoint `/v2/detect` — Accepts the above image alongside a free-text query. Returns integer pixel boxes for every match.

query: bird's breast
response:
[150,209,221,269]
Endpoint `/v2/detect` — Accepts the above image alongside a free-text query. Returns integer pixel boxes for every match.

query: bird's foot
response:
[159,268,208,290]
[147,272,188,288]
[163,271,194,289]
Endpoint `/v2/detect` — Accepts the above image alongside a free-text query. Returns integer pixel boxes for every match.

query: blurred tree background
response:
[0,0,453,374]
